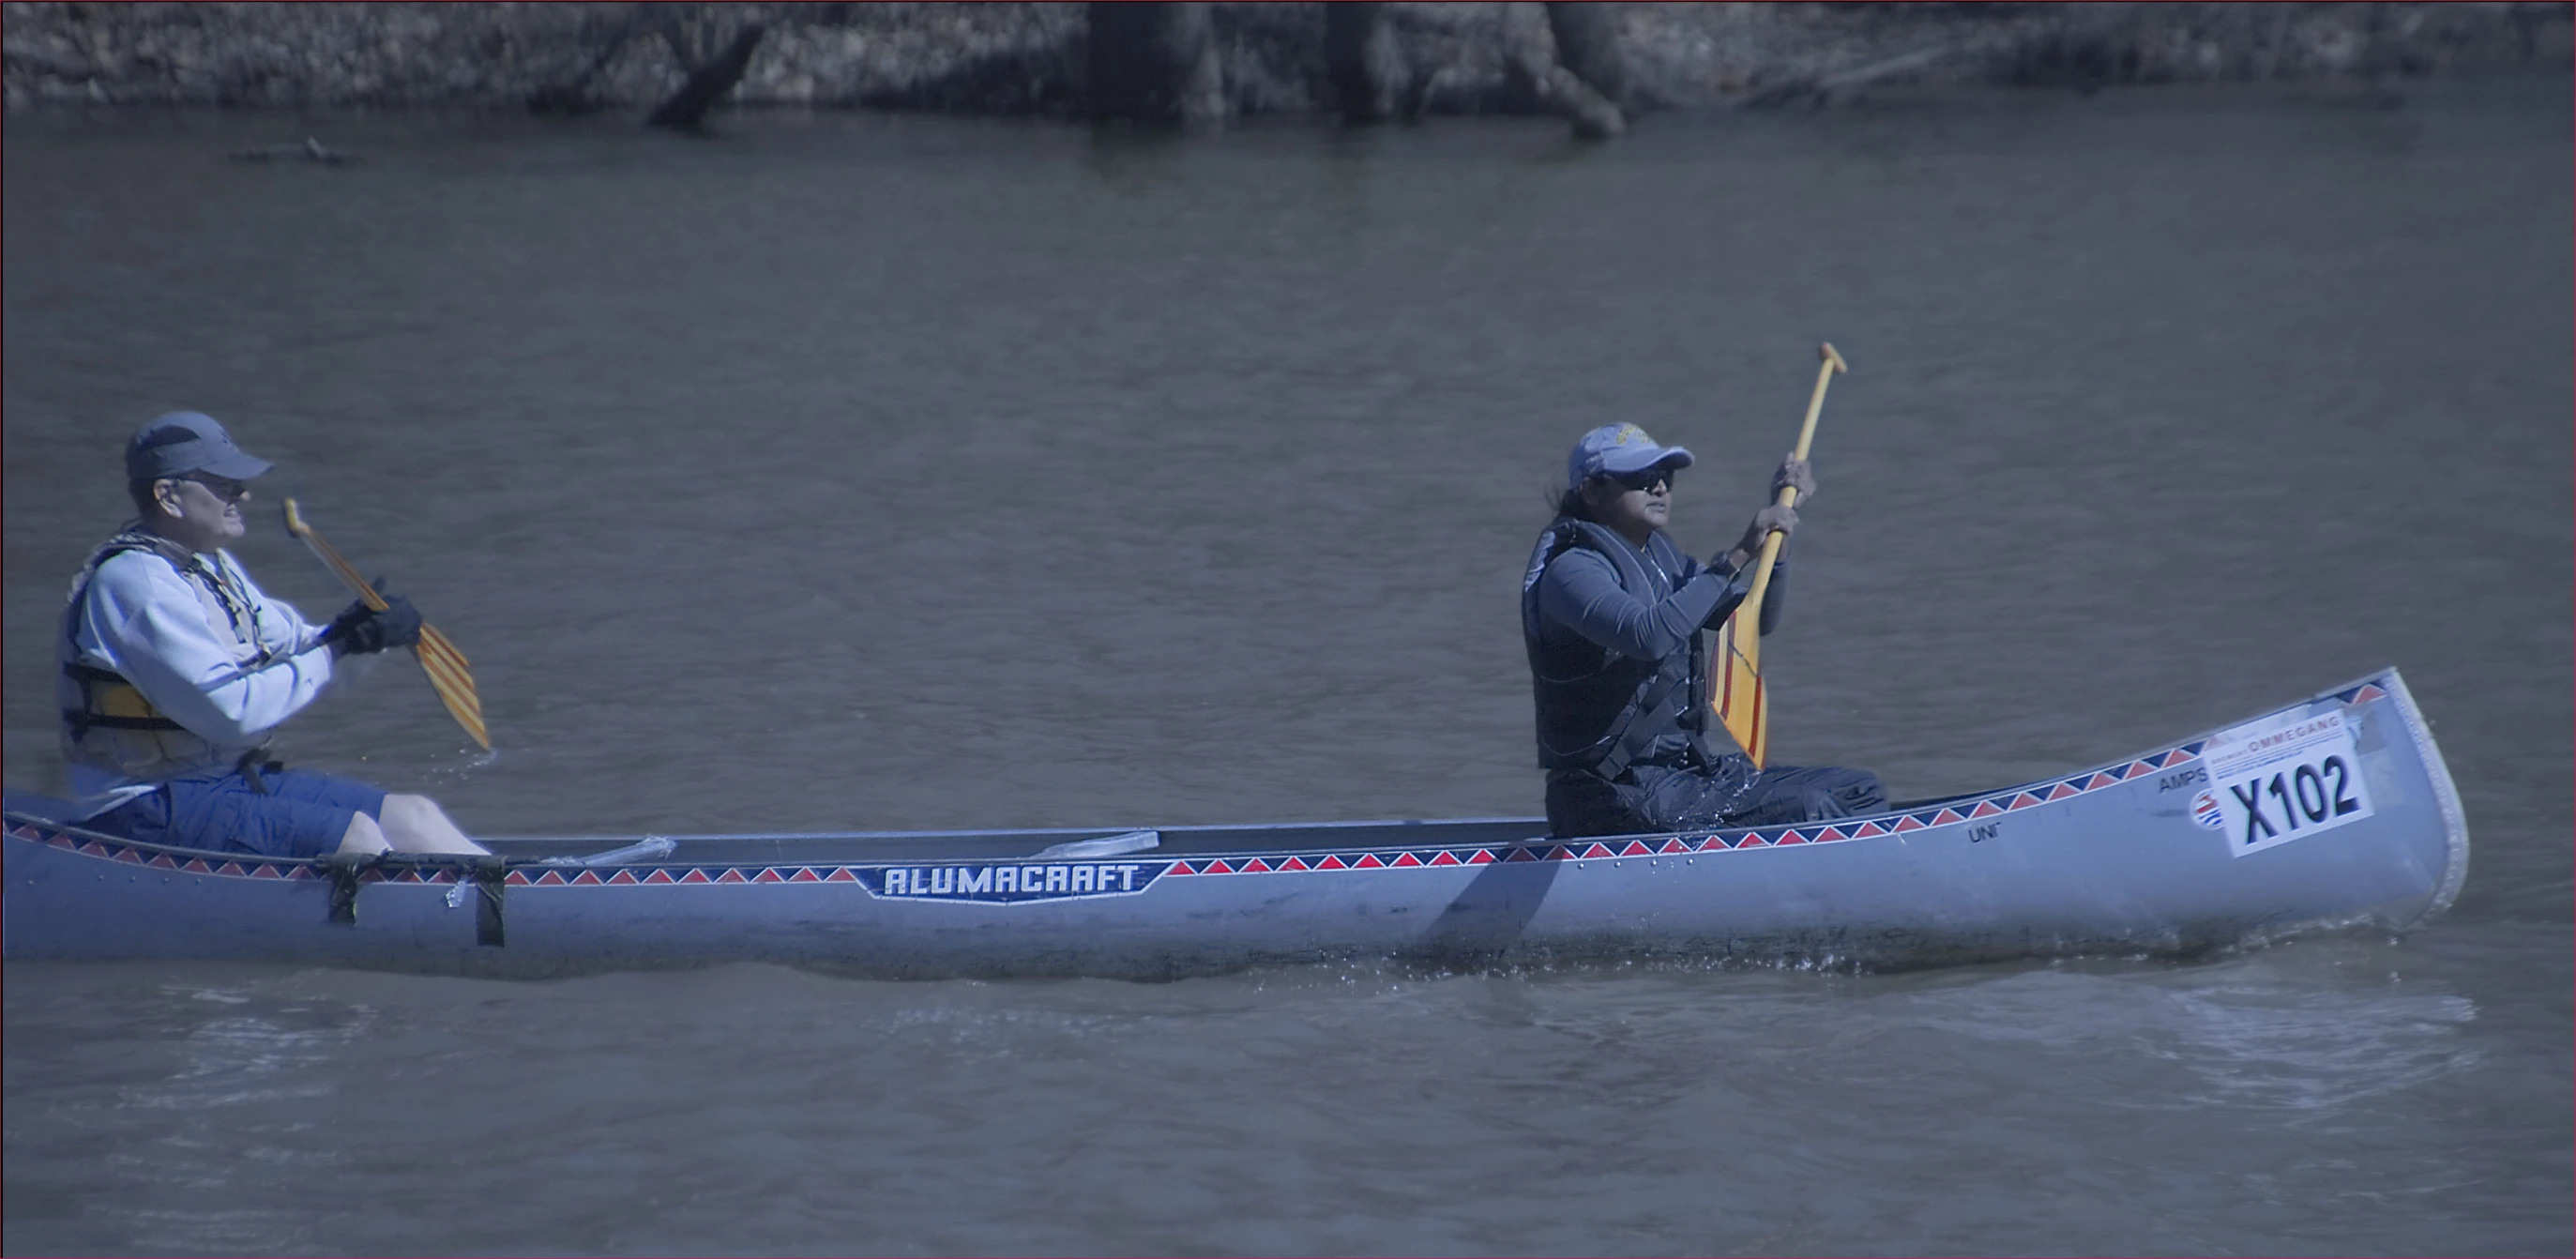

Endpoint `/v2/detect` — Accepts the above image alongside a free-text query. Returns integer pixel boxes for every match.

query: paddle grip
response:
[282,500,388,612]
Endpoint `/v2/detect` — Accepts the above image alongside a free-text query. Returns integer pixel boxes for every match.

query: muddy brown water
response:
[5,78,2569,1255]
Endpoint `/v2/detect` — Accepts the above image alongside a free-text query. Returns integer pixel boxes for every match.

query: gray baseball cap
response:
[124,412,275,482]
[1566,423,1693,490]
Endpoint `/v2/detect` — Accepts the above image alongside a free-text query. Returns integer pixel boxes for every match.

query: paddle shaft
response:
[281,500,489,749]
[1735,342,1846,636]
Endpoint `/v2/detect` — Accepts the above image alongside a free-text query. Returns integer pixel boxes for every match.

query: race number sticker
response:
[2200,707,2374,857]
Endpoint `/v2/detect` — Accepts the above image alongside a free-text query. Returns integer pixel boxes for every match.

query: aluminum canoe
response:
[1,668,2468,978]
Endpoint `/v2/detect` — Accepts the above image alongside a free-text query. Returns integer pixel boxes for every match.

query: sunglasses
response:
[175,472,252,501]
[1603,465,1677,492]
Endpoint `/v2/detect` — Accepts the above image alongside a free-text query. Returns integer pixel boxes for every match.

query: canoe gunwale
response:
[2,666,2460,875]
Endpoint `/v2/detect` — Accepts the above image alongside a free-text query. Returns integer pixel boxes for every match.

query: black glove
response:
[326,589,422,657]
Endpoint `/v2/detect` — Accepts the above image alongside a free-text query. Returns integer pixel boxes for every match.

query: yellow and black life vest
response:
[57,526,277,781]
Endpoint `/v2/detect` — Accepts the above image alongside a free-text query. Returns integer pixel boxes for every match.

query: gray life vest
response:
[1520,517,1715,780]
[58,525,278,781]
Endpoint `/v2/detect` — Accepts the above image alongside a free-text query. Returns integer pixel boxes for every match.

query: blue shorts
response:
[95,769,388,859]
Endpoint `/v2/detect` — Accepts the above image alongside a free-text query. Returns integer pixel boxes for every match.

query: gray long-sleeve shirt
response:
[1530,532,1786,664]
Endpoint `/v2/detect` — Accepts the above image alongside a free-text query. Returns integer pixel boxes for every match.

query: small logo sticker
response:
[2190,789,2225,830]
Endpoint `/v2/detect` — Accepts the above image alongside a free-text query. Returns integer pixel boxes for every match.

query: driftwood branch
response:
[1545,2,1631,112]
[646,20,769,129]
[1735,40,1969,110]
[1504,3,1626,139]
[227,136,350,163]
[1540,64,1626,138]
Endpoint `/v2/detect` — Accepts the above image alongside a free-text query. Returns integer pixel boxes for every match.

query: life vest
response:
[1520,517,1713,779]
[58,525,277,781]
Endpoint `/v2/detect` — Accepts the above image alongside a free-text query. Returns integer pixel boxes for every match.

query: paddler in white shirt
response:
[57,412,486,858]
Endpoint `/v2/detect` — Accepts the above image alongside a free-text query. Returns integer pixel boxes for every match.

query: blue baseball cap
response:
[1566,423,1693,490]
[124,412,274,482]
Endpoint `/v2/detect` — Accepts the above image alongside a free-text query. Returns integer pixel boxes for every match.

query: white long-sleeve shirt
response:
[64,548,337,815]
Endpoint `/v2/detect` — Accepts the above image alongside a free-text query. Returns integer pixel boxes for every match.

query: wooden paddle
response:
[280,499,491,751]
[1710,341,1846,768]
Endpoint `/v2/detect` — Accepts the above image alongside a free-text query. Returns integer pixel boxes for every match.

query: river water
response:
[5,76,2569,1255]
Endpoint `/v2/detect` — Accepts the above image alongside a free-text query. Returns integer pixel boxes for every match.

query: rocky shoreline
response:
[5,2,2569,122]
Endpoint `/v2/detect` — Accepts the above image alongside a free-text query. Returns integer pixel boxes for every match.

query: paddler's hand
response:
[1772,454,1816,504]
[1725,504,1799,570]
[325,589,423,657]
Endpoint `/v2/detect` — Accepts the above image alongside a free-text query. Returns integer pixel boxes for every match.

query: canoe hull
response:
[2,670,2468,978]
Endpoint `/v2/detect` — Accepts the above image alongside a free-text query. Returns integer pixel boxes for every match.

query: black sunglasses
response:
[1604,465,1677,491]
[175,472,252,501]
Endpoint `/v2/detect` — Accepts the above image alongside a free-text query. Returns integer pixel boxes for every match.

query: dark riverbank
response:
[7,2,2570,121]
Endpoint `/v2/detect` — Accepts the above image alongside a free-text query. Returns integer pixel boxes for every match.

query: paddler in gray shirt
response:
[1522,423,1886,839]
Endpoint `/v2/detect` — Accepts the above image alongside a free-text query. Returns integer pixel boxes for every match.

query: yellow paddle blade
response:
[1712,612,1769,768]
[413,631,491,751]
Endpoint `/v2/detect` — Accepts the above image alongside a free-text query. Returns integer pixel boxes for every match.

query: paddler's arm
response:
[1705,537,1789,637]
[1537,547,1746,661]
[81,554,335,742]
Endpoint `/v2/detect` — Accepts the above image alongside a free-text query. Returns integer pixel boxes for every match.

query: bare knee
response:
[379,793,425,832]
[336,810,389,856]
[378,793,485,855]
